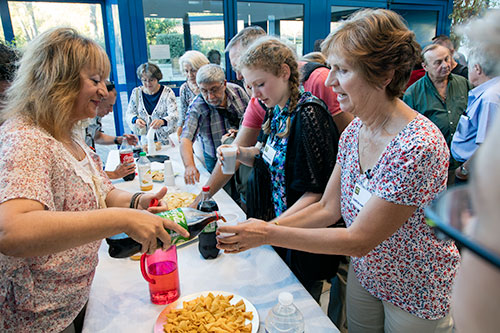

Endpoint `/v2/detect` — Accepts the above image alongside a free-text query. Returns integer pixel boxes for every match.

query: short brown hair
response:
[136,62,163,81]
[1,27,110,139]
[322,9,419,99]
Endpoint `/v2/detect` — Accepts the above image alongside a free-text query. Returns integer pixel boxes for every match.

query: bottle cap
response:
[278,292,293,306]
[140,152,146,156]
[202,186,210,192]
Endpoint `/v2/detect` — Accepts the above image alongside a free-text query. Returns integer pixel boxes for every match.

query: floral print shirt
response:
[178,81,198,127]
[338,114,460,320]
[264,93,313,216]
[0,117,114,332]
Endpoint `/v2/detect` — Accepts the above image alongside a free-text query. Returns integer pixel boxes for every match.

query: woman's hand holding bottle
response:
[120,207,189,254]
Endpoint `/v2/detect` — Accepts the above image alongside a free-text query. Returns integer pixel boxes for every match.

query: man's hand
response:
[151,119,164,129]
[124,134,139,146]
[184,165,200,185]
[108,162,136,180]
[221,129,238,144]
[455,166,469,181]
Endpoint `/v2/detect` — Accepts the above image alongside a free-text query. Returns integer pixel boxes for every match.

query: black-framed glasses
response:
[106,81,115,92]
[425,185,500,269]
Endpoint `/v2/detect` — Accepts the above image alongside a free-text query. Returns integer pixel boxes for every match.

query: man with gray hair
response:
[432,34,469,79]
[451,47,500,183]
[404,43,472,184]
[180,64,249,184]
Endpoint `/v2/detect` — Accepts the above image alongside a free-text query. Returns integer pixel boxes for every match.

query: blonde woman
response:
[0,28,187,332]
[126,62,178,144]
[177,50,210,138]
[218,36,342,301]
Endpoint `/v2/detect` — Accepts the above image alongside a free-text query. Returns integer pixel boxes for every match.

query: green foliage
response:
[450,0,499,43]
[145,18,179,46]
[198,39,225,57]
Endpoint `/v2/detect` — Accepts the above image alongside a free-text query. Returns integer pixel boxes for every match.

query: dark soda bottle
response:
[105,208,221,258]
[119,140,135,181]
[197,186,220,259]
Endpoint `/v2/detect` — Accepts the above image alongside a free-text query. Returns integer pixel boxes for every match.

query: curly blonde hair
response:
[239,36,299,138]
[322,9,419,99]
[1,28,110,140]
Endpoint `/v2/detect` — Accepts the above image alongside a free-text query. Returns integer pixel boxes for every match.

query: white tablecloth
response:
[82,142,338,332]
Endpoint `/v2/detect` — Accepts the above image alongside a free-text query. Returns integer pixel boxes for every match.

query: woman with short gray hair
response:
[177,51,209,138]
[126,62,178,144]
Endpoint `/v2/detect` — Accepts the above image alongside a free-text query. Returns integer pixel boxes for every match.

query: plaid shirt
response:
[181,82,249,158]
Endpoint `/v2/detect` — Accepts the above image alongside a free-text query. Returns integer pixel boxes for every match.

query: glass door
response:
[237,1,304,56]
[142,0,225,87]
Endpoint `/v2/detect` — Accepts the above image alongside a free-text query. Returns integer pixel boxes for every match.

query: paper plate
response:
[154,291,259,333]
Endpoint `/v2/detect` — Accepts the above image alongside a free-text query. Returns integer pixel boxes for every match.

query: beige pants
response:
[346,264,453,333]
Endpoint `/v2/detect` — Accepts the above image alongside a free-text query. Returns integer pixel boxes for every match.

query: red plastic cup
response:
[140,246,180,305]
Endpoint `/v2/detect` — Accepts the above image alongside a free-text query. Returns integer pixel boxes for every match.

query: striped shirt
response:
[181,82,249,158]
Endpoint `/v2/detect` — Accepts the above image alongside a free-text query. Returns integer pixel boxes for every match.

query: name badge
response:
[262,144,277,165]
[352,181,372,210]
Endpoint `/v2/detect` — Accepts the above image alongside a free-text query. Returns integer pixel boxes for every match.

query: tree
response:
[145,18,179,46]
[450,0,499,44]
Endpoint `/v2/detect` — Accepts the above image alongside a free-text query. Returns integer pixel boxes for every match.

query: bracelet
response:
[130,192,143,209]
[114,136,121,145]
[134,194,144,209]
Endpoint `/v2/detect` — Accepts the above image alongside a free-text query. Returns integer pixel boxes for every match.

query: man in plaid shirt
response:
[180,64,249,184]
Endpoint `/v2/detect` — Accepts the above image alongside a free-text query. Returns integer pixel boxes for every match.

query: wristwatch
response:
[459,165,469,177]
[114,136,121,145]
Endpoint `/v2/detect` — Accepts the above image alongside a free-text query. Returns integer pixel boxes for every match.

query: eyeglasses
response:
[141,77,157,84]
[425,185,500,269]
[200,82,224,96]
[106,81,115,92]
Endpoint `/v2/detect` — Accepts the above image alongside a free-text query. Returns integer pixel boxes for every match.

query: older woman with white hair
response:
[176,50,210,138]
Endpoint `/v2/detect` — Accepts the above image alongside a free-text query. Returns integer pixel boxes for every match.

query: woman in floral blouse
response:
[0,28,187,332]
[218,9,459,332]
[125,62,178,144]
[176,50,210,139]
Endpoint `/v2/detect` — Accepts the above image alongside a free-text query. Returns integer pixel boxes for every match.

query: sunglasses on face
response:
[425,185,500,269]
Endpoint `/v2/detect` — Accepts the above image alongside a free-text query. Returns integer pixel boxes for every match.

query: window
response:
[8,1,105,49]
[0,16,4,42]
[142,0,225,83]
[237,2,304,56]
[331,6,363,32]
[392,9,438,47]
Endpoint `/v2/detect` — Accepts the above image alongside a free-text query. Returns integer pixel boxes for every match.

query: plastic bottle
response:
[119,140,135,181]
[197,186,220,259]
[137,152,153,191]
[265,292,305,333]
[105,208,221,258]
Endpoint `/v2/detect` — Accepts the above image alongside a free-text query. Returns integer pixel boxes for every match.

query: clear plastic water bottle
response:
[265,292,305,333]
[137,152,153,191]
